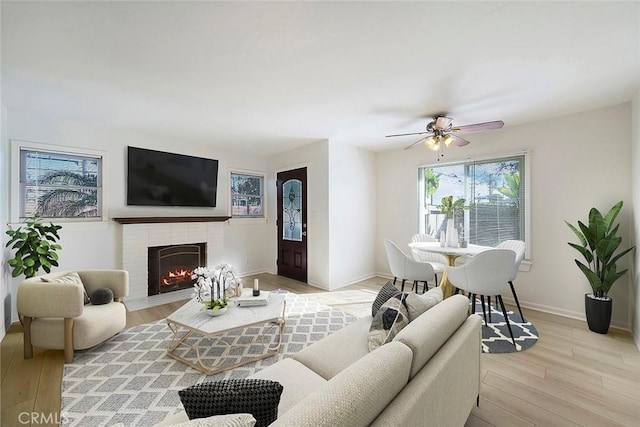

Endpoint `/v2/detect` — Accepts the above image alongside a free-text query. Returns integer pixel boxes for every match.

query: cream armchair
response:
[17,270,129,363]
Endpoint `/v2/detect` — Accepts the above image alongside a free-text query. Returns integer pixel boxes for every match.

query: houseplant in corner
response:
[5,213,62,278]
[565,201,634,334]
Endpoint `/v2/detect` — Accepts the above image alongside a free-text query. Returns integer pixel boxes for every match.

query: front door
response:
[277,167,307,282]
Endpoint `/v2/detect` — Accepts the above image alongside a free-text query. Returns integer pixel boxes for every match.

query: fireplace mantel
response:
[112,216,231,225]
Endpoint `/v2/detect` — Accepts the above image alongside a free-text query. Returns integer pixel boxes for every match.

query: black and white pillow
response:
[368,294,410,351]
[178,379,283,427]
[371,281,401,317]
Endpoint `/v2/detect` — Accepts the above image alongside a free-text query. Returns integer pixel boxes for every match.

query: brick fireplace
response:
[115,216,229,301]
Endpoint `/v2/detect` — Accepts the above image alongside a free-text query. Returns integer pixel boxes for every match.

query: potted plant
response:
[438,195,466,246]
[565,201,634,334]
[5,214,62,278]
[191,264,237,316]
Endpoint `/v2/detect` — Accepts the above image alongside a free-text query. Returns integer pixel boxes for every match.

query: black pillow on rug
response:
[371,281,401,317]
[178,379,283,427]
[90,287,114,305]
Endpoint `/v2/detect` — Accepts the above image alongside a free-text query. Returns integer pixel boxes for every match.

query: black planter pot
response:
[585,293,612,334]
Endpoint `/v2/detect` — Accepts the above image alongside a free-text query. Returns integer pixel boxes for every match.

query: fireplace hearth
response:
[148,243,207,296]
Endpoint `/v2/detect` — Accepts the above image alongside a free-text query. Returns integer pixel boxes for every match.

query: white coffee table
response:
[166,293,286,375]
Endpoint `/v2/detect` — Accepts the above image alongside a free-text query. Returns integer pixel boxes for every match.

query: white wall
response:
[631,91,640,348]
[267,140,330,289]
[328,142,377,288]
[376,103,634,329]
[5,110,272,322]
[1,104,10,338]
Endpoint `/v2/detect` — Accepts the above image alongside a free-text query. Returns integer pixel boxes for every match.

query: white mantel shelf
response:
[112,216,231,225]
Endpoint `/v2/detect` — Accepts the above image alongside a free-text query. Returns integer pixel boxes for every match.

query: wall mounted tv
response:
[127,146,218,207]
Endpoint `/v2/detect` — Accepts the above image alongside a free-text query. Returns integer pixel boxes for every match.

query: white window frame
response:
[228,169,266,220]
[418,151,531,260]
[10,140,107,223]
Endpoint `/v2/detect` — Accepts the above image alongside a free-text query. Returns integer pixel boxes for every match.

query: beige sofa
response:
[17,270,129,363]
[161,294,482,427]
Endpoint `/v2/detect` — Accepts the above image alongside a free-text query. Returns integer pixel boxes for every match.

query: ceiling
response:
[2,1,639,155]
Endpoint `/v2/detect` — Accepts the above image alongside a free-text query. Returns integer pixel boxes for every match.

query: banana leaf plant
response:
[5,214,62,278]
[438,195,466,219]
[565,201,634,298]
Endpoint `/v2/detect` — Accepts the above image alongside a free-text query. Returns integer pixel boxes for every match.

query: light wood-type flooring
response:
[2,273,639,426]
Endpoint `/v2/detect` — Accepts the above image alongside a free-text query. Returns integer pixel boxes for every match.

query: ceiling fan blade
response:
[403,136,427,150]
[451,120,504,133]
[386,131,432,138]
[451,134,471,147]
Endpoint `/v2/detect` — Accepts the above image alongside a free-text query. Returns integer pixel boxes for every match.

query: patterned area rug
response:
[472,300,539,353]
[61,293,357,427]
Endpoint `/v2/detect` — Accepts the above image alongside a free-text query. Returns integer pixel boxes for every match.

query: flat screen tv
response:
[127,146,218,207]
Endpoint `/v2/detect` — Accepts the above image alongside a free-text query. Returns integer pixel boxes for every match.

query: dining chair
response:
[384,239,436,293]
[410,234,446,285]
[446,249,517,347]
[496,240,526,321]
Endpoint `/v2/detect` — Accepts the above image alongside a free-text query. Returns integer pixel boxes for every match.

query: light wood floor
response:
[2,273,639,426]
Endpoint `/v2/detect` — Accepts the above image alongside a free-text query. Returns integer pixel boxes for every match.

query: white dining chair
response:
[410,234,447,285]
[446,249,517,347]
[384,239,436,293]
[496,240,526,321]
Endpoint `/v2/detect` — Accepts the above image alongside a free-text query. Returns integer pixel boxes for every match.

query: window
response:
[230,172,264,217]
[418,154,527,249]
[20,148,102,219]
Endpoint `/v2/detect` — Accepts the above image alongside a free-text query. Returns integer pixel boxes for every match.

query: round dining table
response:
[408,241,493,298]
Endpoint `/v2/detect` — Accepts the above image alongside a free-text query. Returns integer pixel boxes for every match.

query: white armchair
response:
[17,270,129,363]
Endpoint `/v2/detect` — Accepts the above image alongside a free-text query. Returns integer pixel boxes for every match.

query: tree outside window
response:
[230,172,264,217]
[21,149,102,219]
[419,155,526,248]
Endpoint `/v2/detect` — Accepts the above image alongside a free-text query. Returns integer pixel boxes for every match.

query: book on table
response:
[237,289,270,306]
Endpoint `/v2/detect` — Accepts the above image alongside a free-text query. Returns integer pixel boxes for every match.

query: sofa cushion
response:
[368,295,410,351]
[167,413,256,427]
[249,357,327,415]
[178,379,283,427]
[392,294,470,379]
[371,281,400,317]
[272,341,412,427]
[404,286,442,321]
[42,271,90,304]
[293,316,371,380]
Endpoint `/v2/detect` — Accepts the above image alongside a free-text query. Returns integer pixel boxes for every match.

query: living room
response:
[1,1,640,426]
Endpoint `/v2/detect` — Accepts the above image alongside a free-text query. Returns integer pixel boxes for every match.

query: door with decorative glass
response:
[276,168,307,282]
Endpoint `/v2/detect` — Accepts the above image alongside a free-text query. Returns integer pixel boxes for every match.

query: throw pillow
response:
[371,281,401,317]
[42,272,90,305]
[368,294,410,351]
[404,286,443,321]
[90,287,114,305]
[168,413,257,427]
[178,379,283,427]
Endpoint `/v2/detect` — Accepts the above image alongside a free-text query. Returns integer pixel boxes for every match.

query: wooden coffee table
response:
[165,293,286,375]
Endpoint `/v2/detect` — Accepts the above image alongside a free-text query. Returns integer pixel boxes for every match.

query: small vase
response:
[206,307,228,317]
[446,219,458,247]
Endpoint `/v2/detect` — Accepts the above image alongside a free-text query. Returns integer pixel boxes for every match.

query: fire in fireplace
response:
[148,243,207,296]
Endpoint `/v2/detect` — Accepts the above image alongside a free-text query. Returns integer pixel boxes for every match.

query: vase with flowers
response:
[191,264,238,316]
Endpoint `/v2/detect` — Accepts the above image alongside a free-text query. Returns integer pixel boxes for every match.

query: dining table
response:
[408,241,493,298]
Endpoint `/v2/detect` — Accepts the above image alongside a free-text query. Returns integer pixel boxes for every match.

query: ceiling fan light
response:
[424,136,439,151]
[443,134,455,147]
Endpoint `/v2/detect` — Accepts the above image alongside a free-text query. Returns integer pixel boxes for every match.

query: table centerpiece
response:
[191,264,238,316]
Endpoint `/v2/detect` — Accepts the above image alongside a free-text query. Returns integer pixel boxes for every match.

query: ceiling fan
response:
[386,116,504,151]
